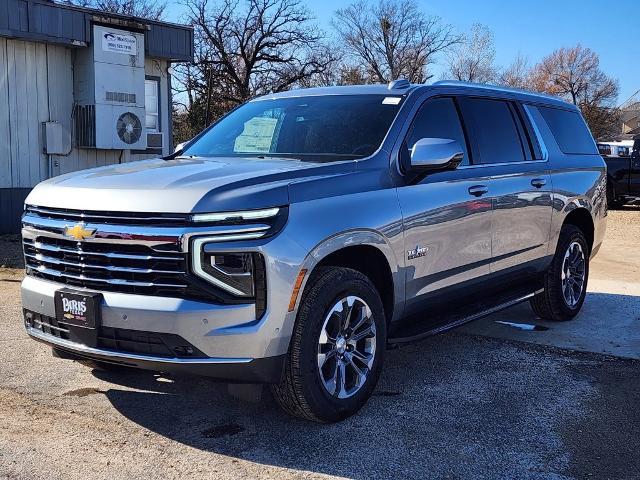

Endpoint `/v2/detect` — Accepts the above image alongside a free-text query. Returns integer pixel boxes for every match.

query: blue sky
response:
[165,0,639,104]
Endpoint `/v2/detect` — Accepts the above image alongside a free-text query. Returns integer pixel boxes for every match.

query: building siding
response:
[0,36,172,233]
[0,188,30,234]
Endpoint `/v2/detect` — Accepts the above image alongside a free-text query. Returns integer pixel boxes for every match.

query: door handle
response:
[531,178,547,188]
[468,185,489,197]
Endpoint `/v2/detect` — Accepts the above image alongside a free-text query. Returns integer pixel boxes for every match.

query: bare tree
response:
[184,0,335,103]
[171,0,336,139]
[444,23,497,84]
[333,0,460,83]
[60,0,166,19]
[499,54,530,89]
[529,45,619,139]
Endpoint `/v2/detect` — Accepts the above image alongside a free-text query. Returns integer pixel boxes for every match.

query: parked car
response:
[21,80,606,422]
[600,139,640,207]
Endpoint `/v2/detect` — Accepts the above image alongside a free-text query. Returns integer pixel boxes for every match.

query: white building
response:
[0,0,193,232]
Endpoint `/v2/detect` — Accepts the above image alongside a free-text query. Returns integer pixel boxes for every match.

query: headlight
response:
[191,207,280,223]
[192,237,266,299]
[201,252,258,297]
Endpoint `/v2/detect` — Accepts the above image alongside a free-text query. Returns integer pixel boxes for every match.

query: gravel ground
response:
[0,234,23,269]
[0,208,639,480]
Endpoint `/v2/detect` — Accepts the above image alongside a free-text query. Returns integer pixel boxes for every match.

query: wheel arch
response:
[297,230,403,325]
[562,207,595,253]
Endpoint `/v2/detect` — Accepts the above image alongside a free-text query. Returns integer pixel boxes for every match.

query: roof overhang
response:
[0,0,194,62]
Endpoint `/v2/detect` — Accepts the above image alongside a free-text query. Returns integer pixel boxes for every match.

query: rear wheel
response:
[271,267,386,423]
[530,225,589,321]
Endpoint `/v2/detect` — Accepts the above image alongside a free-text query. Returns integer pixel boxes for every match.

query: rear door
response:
[458,97,553,276]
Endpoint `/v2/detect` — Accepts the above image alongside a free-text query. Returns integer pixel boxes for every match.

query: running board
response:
[388,288,543,345]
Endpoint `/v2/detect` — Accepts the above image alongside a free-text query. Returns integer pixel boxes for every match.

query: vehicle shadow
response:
[461,291,640,360]
[91,322,603,479]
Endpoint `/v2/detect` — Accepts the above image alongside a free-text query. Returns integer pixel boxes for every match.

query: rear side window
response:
[537,106,597,155]
[405,97,469,165]
[460,98,526,164]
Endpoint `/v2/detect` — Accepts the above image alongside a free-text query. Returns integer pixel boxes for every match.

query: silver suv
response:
[21,80,607,422]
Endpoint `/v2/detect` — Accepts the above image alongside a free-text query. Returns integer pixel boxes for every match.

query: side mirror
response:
[174,141,189,154]
[410,138,464,172]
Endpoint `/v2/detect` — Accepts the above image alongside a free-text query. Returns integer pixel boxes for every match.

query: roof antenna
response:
[388,79,410,90]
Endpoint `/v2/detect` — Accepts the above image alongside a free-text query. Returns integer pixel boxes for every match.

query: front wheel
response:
[271,267,386,423]
[530,225,589,321]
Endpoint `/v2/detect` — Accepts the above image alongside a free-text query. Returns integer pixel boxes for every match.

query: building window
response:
[145,78,160,132]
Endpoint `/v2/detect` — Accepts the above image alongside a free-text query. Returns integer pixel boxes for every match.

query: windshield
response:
[182,94,404,162]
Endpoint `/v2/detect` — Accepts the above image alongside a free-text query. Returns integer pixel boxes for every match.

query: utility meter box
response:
[74,25,147,150]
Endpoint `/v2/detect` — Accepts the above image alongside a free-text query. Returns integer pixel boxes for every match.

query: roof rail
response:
[388,79,411,90]
[432,80,564,103]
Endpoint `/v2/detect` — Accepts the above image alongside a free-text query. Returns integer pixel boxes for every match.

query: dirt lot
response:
[1,209,639,480]
[0,234,23,269]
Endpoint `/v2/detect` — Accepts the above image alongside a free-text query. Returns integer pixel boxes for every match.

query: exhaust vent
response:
[106,91,137,103]
[75,104,96,148]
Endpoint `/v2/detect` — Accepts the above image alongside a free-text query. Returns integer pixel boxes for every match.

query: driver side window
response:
[405,97,470,166]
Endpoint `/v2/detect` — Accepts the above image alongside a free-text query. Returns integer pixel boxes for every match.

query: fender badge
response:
[407,245,429,260]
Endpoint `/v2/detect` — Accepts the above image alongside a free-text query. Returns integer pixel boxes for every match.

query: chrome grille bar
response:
[30,241,184,261]
[24,252,183,275]
[25,205,190,224]
[22,216,270,250]
[31,265,188,289]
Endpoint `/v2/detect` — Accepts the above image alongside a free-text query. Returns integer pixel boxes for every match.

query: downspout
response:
[167,61,174,154]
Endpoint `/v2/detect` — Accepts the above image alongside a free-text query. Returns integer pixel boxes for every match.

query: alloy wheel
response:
[317,296,377,399]
[561,241,586,308]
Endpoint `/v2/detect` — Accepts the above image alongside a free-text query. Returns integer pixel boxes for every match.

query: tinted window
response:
[538,106,597,155]
[406,97,469,165]
[597,143,611,156]
[461,98,526,164]
[183,95,404,162]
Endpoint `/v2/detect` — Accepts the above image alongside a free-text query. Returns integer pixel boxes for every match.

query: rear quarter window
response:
[537,106,597,155]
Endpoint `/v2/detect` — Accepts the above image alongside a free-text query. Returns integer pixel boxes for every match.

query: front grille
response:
[23,237,194,298]
[22,205,277,309]
[25,310,206,359]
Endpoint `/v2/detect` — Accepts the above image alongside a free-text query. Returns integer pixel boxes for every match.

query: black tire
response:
[271,266,386,423]
[530,225,589,321]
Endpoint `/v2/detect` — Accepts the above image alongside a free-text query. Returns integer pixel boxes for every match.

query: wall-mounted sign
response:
[102,31,137,55]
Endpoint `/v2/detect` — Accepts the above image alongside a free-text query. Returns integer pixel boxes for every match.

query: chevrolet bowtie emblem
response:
[64,224,96,241]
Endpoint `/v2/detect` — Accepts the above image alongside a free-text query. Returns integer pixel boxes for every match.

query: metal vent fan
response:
[116,112,142,144]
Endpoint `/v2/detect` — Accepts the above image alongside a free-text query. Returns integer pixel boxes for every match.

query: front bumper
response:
[26,324,285,382]
[21,273,301,383]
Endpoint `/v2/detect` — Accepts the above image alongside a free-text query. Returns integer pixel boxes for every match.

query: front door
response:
[396,97,493,316]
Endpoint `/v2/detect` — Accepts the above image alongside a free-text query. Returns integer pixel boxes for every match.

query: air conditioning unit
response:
[74,25,147,150]
[146,132,164,149]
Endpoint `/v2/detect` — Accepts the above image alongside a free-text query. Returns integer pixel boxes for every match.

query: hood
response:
[26,156,344,213]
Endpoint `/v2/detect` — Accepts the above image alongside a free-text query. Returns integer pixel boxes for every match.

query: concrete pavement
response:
[459,208,640,360]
